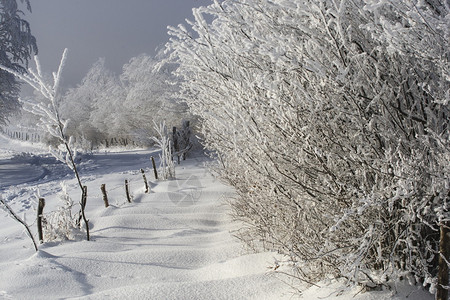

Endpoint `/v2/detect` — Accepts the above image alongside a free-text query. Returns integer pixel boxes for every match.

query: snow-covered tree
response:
[60,60,104,143]
[0,0,37,125]
[166,0,449,294]
[121,53,188,142]
[0,49,91,241]
[60,58,124,147]
[87,59,126,142]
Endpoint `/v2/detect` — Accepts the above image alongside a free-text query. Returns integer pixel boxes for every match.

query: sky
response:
[23,0,211,88]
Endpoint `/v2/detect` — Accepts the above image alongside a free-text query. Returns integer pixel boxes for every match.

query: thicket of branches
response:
[166,0,449,293]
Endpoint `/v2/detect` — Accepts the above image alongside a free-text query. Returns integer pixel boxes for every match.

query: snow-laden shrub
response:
[42,182,78,242]
[166,0,449,292]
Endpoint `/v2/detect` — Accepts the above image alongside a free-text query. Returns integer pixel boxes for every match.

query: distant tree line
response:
[5,52,190,149]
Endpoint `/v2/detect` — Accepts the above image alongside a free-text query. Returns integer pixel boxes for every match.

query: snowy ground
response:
[0,134,434,299]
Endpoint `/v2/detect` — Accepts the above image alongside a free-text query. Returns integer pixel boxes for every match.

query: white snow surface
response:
[0,135,434,299]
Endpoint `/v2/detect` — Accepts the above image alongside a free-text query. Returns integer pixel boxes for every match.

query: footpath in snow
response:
[0,150,289,299]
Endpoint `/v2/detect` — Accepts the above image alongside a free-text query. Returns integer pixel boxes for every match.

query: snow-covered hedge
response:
[166,0,449,292]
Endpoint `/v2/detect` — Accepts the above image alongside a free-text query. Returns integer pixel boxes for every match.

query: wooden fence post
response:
[125,180,132,203]
[80,186,90,241]
[37,198,45,244]
[140,169,149,193]
[101,184,109,207]
[151,156,158,180]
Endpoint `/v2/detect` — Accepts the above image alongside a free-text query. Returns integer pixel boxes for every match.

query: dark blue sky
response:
[25,0,211,87]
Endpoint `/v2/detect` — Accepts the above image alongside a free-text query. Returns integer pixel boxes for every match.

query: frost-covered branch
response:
[0,196,38,252]
[0,49,90,241]
[1,49,84,188]
[152,121,175,180]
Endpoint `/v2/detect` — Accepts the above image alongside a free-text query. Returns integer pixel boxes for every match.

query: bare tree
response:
[0,49,90,241]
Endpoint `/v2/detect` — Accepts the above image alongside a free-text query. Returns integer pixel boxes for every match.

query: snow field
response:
[0,153,289,299]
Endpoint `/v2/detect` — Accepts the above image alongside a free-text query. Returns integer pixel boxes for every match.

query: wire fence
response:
[3,127,42,143]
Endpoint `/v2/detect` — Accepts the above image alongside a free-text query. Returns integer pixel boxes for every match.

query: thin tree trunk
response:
[173,126,179,152]
[80,186,90,241]
[437,221,450,300]
[0,198,38,252]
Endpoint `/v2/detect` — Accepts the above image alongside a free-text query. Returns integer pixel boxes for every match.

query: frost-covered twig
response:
[0,196,38,252]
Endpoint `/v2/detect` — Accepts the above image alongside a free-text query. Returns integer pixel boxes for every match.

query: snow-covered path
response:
[0,135,434,300]
[0,154,288,299]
